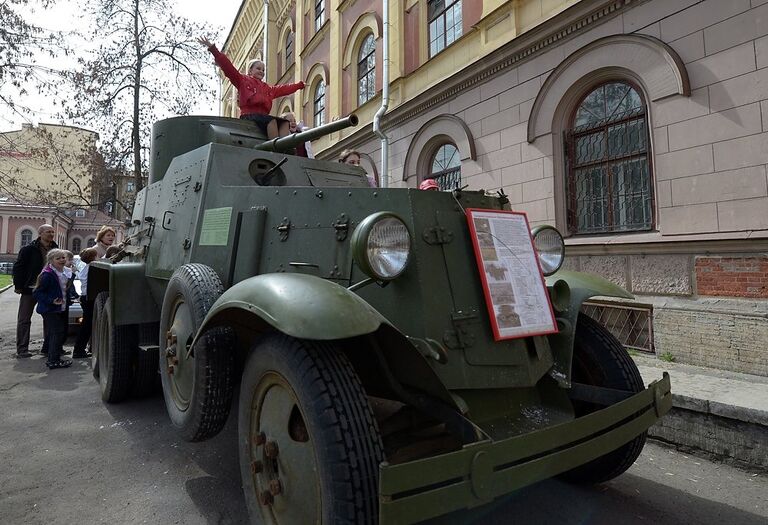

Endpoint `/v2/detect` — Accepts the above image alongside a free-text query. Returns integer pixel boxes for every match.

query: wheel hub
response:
[250,375,320,523]
[165,299,195,410]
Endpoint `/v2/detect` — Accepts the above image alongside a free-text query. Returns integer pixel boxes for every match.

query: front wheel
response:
[562,313,647,484]
[238,335,384,524]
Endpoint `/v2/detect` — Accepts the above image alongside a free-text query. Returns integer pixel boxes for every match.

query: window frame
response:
[285,30,294,68]
[313,80,326,127]
[564,79,654,236]
[314,0,325,32]
[357,34,376,106]
[20,229,33,248]
[428,0,462,58]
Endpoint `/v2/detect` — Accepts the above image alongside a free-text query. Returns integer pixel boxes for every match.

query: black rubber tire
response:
[98,297,138,403]
[561,313,647,484]
[131,322,160,398]
[239,334,384,524]
[91,292,109,380]
[159,264,234,442]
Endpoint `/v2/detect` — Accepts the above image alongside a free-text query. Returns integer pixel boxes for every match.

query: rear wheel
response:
[98,297,138,403]
[238,334,384,524]
[91,292,109,380]
[562,313,646,483]
[159,264,234,442]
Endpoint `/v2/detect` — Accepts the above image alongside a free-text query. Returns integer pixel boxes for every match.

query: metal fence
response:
[431,168,462,191]
[581,300,654,353]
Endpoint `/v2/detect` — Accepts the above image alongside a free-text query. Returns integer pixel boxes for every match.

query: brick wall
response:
[695,257,768,298]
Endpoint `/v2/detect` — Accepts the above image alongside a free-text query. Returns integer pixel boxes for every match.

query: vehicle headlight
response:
[531,225,565,276]
[351,212,411,280]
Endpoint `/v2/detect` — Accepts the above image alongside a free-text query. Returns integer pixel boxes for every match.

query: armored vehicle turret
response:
[87,114,671,524]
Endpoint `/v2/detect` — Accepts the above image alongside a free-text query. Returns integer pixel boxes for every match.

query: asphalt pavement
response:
[0,286,766,524]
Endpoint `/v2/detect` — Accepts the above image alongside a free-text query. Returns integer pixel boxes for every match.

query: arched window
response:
[72,238,81,253]
[87,238,96,247]
[428,143,461,190]
[357,34,376,106]
[20,229,33,248]
[313,81,326,127]
[565,81,653,235]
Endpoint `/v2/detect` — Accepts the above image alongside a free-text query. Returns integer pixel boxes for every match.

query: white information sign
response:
[466,209,558,340]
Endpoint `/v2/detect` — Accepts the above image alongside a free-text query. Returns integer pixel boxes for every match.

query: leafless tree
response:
[64,0,217,192]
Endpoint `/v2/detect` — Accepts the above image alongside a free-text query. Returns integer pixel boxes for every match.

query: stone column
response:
[0,214,8,254]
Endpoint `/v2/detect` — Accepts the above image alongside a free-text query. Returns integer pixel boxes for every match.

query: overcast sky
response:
[0,0,242,130]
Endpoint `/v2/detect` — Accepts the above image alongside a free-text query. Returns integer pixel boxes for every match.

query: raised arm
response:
[199,36,244,89]
[271,81,305,98]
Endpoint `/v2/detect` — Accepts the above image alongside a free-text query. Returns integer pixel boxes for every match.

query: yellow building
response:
[220,0,768,378]
[0,122,98,207]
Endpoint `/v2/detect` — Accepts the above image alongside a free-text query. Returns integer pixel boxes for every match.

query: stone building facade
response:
[221,0,768,376]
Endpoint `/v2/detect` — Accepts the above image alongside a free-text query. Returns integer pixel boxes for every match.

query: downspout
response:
[262,0,269,80]
[372,0,390,187]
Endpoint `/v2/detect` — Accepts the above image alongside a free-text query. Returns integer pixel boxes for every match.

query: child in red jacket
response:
[199,36,304,139]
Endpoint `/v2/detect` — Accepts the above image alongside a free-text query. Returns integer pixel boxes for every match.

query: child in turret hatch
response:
[198,36,304,140]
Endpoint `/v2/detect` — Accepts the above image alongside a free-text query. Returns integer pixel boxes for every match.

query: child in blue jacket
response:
[33,249,72,369]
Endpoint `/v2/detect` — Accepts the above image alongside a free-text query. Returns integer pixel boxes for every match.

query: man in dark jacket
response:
[13,224,57,358]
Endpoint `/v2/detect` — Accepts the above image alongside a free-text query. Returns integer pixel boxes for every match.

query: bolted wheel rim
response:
[165,297,196,411]
[249,372,320,523]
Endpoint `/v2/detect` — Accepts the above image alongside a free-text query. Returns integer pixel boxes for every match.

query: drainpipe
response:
[372,0,390,187]
[262,1,269,80]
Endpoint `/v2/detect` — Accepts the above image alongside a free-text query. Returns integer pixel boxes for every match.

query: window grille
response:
[581,301,654,353]
[565,81,653,235]
[72,238,81,253]
[428,0,462,57]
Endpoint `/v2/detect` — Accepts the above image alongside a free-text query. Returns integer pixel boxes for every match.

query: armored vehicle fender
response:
[545,269,634,385]
[191,272,458,408]
[196,272,387,341]
[87,261,160,325]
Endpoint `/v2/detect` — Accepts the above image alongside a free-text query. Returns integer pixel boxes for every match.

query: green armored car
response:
[87,114,671,524]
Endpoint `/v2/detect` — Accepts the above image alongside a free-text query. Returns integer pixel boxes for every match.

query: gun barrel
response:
[254,114,359,152]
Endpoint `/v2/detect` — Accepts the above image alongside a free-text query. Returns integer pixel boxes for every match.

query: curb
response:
[0,284,12,294]
[634,357,768,471]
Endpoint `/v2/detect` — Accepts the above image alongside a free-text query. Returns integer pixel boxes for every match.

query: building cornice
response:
[321,0,644,160]
[565,234,768,256]
[384,0,642,129]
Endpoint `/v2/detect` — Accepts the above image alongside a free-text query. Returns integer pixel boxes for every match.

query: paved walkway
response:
[635,354,768,426]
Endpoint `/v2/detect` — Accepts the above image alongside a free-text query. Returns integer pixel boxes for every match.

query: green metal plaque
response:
[199,206,232,246]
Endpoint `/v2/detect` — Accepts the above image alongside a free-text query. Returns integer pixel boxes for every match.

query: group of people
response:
[13,224,118,370]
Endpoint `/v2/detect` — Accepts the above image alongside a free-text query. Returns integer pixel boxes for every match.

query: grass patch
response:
[659,352,676,363]
[0,274,12,289]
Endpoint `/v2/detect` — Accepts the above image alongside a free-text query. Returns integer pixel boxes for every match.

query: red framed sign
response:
[466,208,558,341]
